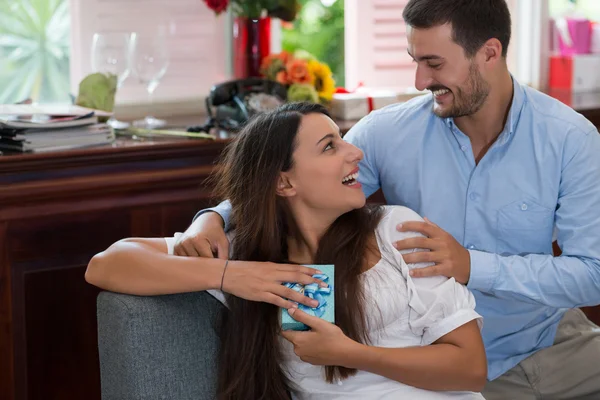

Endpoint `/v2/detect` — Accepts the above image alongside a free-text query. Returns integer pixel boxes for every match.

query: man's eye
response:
[429,63,442,69]
[324,142,335,151]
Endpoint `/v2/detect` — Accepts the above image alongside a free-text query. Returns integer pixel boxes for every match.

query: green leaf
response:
[281,0,344,86]
[0,0,70,103]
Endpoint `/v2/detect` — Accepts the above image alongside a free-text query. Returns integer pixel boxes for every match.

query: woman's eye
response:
[324,142,335,152]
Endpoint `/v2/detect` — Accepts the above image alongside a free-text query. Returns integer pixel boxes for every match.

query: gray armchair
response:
[96,291,225,400]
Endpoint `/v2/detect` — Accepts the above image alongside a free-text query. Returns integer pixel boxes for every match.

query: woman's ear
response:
[276,173,296,197]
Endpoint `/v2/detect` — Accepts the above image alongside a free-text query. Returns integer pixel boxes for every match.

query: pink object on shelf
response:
[591,23,600,54]
[556,17,592,56]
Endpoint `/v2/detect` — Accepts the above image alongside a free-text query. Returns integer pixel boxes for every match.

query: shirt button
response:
[466,244,475,250]
[461,145,467,152]
[521,203,528,211]
[469,192,478,200]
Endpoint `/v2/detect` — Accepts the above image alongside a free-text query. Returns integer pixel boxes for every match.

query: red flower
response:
[203,0,229,14]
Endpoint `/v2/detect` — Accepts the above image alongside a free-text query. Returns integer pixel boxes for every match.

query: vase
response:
[233,17,271,79]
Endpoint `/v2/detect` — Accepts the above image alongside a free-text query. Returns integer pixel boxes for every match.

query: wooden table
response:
[0,135,228,400]
[1,92,600,399]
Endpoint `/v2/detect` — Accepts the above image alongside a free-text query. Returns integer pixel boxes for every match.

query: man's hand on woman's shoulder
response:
[174,211,229,258]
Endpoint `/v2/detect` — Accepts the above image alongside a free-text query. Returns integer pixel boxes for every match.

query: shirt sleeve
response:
[164,233,182,255]
[380,206,483,345]
[343,114,381,199]
[467,127,600,308]
[407,274,482,345]
[193,199,234,232]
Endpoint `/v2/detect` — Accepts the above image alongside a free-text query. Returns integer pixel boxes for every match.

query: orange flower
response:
[260,51,293,80]
[276,70,289,85]
[260,54,277,72]
[277,51,291,65]
[286,59,313,85]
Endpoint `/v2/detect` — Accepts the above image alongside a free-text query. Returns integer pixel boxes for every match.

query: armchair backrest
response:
[96,291,224,400]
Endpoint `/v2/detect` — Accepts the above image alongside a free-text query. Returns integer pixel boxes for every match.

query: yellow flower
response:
[307,60,336,102]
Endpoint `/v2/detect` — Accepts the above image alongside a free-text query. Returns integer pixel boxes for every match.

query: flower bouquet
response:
[260,51,336,105]
[203,1,301,78]
[202,0,300,21]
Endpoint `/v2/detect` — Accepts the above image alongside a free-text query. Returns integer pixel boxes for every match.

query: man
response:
[174,0,600,398]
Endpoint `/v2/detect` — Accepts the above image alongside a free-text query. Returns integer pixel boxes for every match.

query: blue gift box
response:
[281,264,335,331]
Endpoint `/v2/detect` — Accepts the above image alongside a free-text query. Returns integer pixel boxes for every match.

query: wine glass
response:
[130,32,170,129]
[91,32,133,129]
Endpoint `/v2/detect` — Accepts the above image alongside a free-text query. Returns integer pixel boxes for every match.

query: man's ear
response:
[276,173,296,197]
[482,38,502,64]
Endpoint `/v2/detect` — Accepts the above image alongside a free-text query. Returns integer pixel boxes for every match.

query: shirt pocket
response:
[496,198,554,255]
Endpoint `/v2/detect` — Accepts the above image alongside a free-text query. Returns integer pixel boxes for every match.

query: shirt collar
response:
[443,75,526,139]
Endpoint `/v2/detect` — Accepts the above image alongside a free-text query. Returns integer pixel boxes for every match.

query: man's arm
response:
[175,200,232,258]
[468,129,600,308]
[343,114,381,199]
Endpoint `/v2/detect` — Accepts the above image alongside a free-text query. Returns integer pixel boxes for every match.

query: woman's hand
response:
[280,308,358,366]
[223,261,328,309]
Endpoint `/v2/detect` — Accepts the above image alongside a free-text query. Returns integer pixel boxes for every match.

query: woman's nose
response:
[346,143,363,163]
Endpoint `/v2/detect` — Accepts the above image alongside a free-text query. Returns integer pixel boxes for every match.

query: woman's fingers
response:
[274,264,328,287]
[224,262,328,309]
[274,271,328,287]
[277,264,323,276]
[262,292,297,309]
[271,284,319,308]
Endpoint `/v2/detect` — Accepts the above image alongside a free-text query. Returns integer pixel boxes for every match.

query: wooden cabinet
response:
[0,137,228,400]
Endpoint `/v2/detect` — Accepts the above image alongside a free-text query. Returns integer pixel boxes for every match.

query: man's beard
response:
[432,63,490,118]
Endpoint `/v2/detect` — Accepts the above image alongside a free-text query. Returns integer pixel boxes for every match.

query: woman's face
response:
[280,112,366,215]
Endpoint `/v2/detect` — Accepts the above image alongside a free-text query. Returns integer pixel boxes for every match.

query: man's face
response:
[406,23,490,118]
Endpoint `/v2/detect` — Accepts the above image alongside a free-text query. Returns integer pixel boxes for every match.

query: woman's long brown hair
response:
[213,102,383,400]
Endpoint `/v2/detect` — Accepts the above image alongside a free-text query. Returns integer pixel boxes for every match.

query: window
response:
[343,0,542,92]
[281,0,345,87]
[0,0,229,107]
[70,0,228,106]
[549,0,600,19]
[1,0,552,107]
[345,0,414,91]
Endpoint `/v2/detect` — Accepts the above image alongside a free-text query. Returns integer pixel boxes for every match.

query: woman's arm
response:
[85,238,225,295]
[342,320,487,392]
[85,237,326,309]
[282,309,486,392]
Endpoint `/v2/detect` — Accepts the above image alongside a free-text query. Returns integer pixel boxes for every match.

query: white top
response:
[165,206,484,400]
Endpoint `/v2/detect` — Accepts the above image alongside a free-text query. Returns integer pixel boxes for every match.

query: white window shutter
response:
[69,0,230,104]
[345,0,415,91]
[346,0,525,92]
[511,0,550,89]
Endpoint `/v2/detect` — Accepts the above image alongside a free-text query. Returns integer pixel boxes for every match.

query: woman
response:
[86,102,486,399]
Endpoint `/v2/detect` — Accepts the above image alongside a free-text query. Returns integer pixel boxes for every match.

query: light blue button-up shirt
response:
[344,78,600,380]
[203,78,600,381]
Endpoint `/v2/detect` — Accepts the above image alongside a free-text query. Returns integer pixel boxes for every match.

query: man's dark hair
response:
[402,0,511,58]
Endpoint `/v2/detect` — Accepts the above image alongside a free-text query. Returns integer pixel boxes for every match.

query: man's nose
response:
[415,64,433,92]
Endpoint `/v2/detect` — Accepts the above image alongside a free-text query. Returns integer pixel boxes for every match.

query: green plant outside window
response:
[0,0,71,104]
[281,0,344,87]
